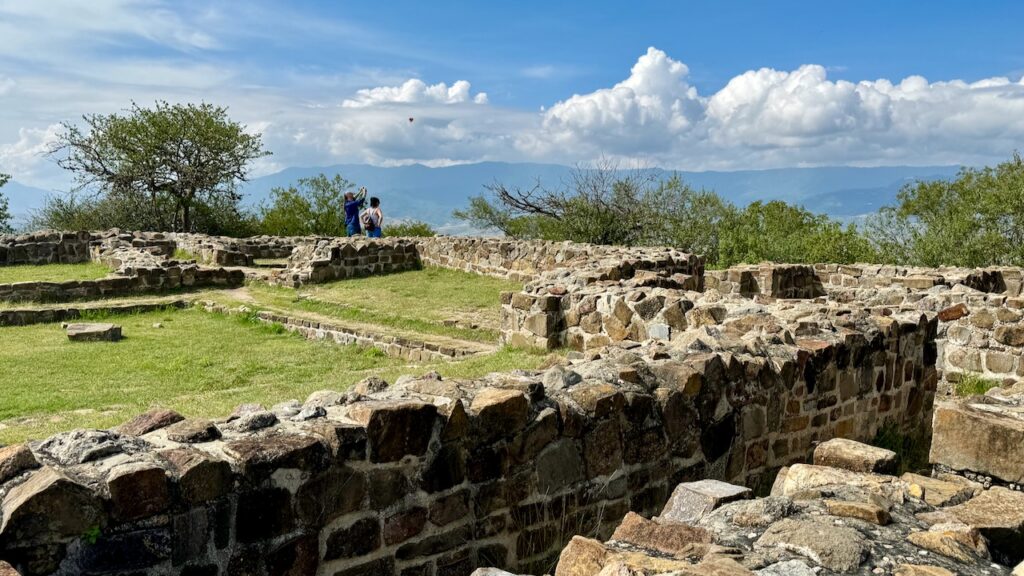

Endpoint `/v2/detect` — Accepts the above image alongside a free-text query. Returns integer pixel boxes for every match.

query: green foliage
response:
[48,101,269,232]
[0,173,11,233]
[257,173,353,236]
[384,220,437,237]
[718,201,876,267]
[83,525,102,545]
[872,420,931,475]
[954,372,1001,397]
[867,152,1024,267]
[173,248,198,261]
[456,165,873,267]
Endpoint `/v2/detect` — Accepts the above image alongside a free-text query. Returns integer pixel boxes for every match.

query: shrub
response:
[954,372,1001,397]
[383,220,437,237]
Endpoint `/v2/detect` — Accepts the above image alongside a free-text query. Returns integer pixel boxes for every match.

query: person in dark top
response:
[344,187,367,236]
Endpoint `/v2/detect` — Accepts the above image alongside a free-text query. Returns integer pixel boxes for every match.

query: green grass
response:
[173,248,198,261]
[954,372,1001,397]
[0,308,550,443]
[872,420,931,475]
[244,267,521,343]
[0,262,112,284]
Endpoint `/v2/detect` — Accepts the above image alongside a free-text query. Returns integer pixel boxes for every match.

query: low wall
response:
[171,234,307,267]
[0,307,935,576]
[0,232,92,265]
[0,266,245,303]
[273,239,422,287]
[0,301,188,327]
[706,264,825,299]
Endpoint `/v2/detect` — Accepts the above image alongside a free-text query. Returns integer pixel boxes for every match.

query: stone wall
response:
[272,238,422,287]
[0,265,245,303]
[706,264,825,299]
[0,301,188,327]
[0,231,92,265]
[170,234,307,267]
[0,306,935,576]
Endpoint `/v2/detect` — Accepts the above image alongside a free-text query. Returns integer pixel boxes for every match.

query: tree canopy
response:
[257,173,353,237]
[47,101,269,232]
[0,173,11,234]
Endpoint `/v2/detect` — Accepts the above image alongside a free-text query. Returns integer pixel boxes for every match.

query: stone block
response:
[609,511,711,555]
[658,479,751,525]
[66,322,122,342]
[900,473,977,507]
[0,468,104,546]
[117,408,185,436]
[943,487,1024,564]
[0,444,39,485]
[823,499,891,525]
[812,438,897,474]
[347,400,438,463]
[536,440,583,493]
[995,325,1024,347]
[160,448,233,505]
[165,419,222,444]
[930,400,1024,484]
[107,461,170,522]
[755,517,867,573]
[470,388,530,442]
[224,434,327,478]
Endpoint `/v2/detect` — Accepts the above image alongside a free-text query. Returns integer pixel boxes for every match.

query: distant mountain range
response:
[3,162,963,230]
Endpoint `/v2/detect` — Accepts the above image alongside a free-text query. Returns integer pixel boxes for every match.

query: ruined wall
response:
[170,234,306,267]
[0,307,935,576]
[705,264,825,299]
[0,231,93,265]
[272,238,421,287]
[0,265,244,303]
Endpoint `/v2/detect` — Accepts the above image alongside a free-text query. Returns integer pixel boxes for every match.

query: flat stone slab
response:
[814,438,897,474]
[658,479,752,525]
[930,399,1024,484]
[66,322,122,342]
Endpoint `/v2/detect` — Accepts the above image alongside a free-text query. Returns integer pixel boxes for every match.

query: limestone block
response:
[66,322,122,342]
[610,511,712,555]
[813,438,897,474]
[942,487,1024,563]
[755,517,867,572]
[900,473,977,507]
[659,480,752,525]
[116,408,185,436]
[823,499,891,525]
[930,400,1024,484]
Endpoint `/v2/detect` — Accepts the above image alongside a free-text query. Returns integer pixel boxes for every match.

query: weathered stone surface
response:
[610,511,712,555]
[995,325,1024,347]
[778,464,906,502]
[159,448,232,504]
[0,468,103,544]
[324,516,381,560]
[900,473,976,507]
[224,433,327,477]
[659,480,752,525]
[942,487,1024,563]
[755,517,867,572]
[231,410,279,432]
[33,429,144,466]
[930,400,1024,484]
[165,419,222,443]
[937,303,969,322]
[907,525,990,564]
[554,536,608,576]
[346,400,437,462]
[823,499,891,525]
[813,438,897,474]
[66,322,122,342]
[117,408,185,436]
[754,560,815,576]
[0,444,39,485]
[471,388,530,441]
[106,461,170,521]
[893,565,955,576]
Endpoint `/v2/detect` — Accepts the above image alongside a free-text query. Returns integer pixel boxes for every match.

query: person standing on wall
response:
[344,187,368,236]
[363,197,384,238]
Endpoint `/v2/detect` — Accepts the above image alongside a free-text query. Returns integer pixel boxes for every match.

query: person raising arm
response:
[344,187,367,236]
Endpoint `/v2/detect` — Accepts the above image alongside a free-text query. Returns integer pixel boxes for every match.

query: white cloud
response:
[342,79,488,108]
[0,124,61,178]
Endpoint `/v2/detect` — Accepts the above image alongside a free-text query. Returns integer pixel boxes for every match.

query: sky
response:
[1,0,1023,190]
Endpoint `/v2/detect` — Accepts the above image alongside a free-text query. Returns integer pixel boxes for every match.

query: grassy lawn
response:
[0,308,551,443]
[0,262,112,284]
[243,267,521,343]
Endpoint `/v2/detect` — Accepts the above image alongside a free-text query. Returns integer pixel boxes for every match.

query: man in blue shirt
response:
[344,187,367,236]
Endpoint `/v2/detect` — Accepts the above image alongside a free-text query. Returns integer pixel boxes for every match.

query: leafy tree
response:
[455,162,682,246]
[48,101,269,232]
[639,176,733,264]
[0,173,11,233]
[867,152,1024,267]
[258,173,354,236]
[718,200,875,267]
[384,220,437,237]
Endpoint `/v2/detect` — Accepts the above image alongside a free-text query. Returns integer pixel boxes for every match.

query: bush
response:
[383,220,437,237]
[867,152,1024,267]
[0,173,11,234]
[258,173,353,236]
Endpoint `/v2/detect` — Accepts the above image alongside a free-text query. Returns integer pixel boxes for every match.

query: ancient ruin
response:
[1,230,1022,575]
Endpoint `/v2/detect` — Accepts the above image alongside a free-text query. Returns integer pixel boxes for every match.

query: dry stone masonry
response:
[3,231,1024,574]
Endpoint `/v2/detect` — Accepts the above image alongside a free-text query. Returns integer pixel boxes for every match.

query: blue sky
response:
[1,0,1023,189]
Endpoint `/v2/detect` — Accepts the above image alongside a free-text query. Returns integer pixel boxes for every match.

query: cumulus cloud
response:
[342,79,488,108]
[0,124,61,178]
[525,47,1024,168]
